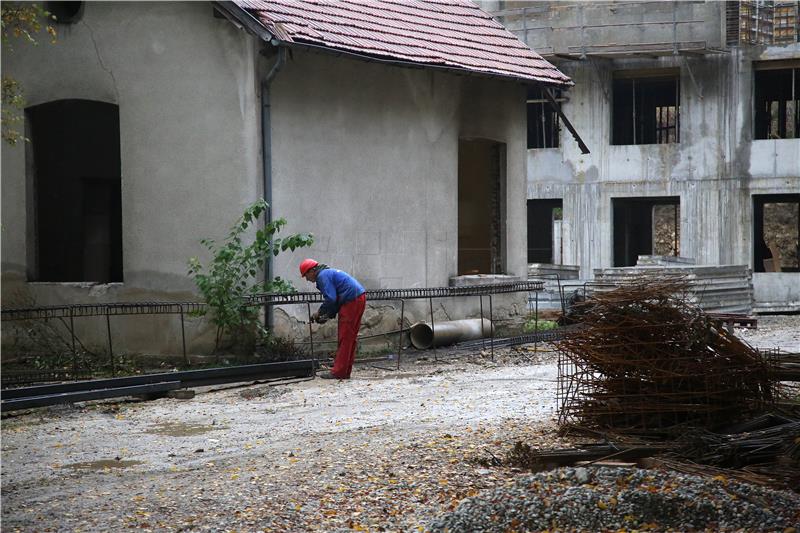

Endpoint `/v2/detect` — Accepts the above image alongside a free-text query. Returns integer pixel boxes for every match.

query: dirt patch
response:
[62,459,143,471]
[144,422,225,437]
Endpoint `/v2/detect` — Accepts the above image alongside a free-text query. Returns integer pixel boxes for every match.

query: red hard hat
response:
[299,258,319,277]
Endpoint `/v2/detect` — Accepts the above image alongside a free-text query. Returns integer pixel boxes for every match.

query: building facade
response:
[1,1,570,355]
[493,0,800,312]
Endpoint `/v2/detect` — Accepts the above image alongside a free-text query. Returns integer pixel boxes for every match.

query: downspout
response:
[262,45,287,329]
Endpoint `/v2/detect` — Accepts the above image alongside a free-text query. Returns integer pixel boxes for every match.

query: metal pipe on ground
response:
[409,319,494,350]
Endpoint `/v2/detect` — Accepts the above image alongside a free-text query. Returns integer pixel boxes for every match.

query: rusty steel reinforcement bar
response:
[1,302,208,322]
[2,369,94,387]
[2,382,183,412]
[1,282,544,322]
[1,360,317,412]
[246,280,545,306]
[456,327,571,350]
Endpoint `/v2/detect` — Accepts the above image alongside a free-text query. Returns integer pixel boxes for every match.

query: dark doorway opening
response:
[753,194,800,272]
[527,199,563,263]
[27,99,123,282]
[458,139,506,275]
[613,197,680,267]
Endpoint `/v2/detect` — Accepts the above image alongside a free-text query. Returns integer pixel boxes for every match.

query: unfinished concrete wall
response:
[496,1,726,56]
[1,2,261,354]
[526,41,800,310]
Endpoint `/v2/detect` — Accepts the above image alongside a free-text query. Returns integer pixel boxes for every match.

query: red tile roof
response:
[232,0,572,87]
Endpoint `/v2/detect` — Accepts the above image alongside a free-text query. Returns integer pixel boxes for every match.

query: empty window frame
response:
[613,197,680,267]
[27,99,123,283]
[612,72,680,145]
[527,199,563,264]
[753,194,800,272]
[527,86,561,149]
[754,63,800,140]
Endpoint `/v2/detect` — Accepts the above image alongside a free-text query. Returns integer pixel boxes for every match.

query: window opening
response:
[27,99,123,282]
[612,74,680,145]
[458,139,506,275]
[754,66,799,139]
[527,199,563,264]
[527,86,561,149]
[753,194,800,272]
[613,197,680,267]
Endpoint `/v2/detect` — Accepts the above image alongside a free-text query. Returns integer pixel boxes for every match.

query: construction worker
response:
[299,259,366,380]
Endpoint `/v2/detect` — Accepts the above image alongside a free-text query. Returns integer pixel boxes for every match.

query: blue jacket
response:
[316,268,365,318]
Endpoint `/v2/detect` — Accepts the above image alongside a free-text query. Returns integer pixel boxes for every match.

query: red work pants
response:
[331,294,366,379]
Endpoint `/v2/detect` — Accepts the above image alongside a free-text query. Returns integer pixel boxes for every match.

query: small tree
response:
[188,199,313,352]
[1,3,57,145]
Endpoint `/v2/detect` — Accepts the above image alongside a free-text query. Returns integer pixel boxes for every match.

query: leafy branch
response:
[188,199,313,352]
[1,2,57,145]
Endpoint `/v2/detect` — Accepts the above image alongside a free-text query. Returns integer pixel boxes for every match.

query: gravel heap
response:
[426,466,800,532]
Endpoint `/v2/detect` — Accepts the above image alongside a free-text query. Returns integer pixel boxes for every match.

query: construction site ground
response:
[2,314,798,532]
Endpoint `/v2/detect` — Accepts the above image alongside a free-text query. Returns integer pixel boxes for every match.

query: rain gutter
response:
[213,2,287,328]
[260,47,287,329]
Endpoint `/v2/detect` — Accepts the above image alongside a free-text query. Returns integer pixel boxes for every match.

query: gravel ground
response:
[2,315,798,532]
[735,314,800,352]
[427,466,800,532]
[2,347,567,532]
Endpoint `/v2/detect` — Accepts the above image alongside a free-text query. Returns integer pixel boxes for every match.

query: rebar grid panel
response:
[1,302,208,321]
[1,281,544,321]
[554,279,775,437]
[245,280,544,306]
[2,281,544,378]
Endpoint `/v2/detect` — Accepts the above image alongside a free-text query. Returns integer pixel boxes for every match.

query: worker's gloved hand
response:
[311,312,329,324]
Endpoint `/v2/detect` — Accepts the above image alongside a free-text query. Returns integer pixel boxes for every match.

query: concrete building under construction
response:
[491,0,800,313]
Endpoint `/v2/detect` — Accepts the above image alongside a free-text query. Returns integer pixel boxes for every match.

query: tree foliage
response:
[1,2,56,145]
[188,199,314,352]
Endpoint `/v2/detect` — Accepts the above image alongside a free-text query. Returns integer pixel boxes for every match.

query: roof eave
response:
[213,1,277,44]
[288,39,574,87]
[218,2,573,88]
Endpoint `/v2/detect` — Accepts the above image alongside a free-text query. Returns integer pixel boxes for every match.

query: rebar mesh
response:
[555,278,775,437]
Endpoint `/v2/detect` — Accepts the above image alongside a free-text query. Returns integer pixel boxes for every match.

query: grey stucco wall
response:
[526,43,800,308]
[268,50,528,321]
[1,2,262,353]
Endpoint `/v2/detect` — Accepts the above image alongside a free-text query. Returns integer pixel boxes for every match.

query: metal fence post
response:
[179,304,189,366]
[105,309,115,377]
[488,294,494,361]
[69,307,77,376]
[429,297,436,362]
[397,299,405,371]
[306,303,315,367]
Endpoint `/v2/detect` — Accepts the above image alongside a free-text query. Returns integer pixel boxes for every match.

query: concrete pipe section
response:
[409,318,494,350]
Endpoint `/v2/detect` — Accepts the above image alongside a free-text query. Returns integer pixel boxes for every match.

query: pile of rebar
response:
[659,413,800,491]
[555,279,776,436]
